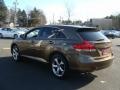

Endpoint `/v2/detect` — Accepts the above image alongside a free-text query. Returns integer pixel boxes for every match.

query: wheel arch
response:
[13,34,18,38]
[11,43,18,53]
[0,33,3,37]
[48,51,69,67]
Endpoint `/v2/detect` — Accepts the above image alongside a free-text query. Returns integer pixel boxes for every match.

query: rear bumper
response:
[69,55,114,72]
[74,59,113,72]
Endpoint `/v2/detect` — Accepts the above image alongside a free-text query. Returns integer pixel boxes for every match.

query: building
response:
[84,18,113,30]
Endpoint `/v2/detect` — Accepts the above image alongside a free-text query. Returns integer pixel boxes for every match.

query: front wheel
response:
[11,45,21,61]
[50,54,69,79]
[0,33,3,38]
[14,34,18,39]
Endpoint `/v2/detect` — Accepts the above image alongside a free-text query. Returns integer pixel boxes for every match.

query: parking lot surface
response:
[0,38,120,90]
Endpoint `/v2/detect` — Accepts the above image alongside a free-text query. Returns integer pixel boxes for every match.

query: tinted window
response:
[78,31,108,41]
[55,32,66,38]
[2,28,7,31]
[39,27,52,38]
[39,27,58,38]
[7,28,12,31]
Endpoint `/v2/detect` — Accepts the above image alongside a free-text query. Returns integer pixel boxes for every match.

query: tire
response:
[50,53,69,79]
[11,45,21,61]
[0,33,3,38]
[14,34,18,39]
[112,35,115,39]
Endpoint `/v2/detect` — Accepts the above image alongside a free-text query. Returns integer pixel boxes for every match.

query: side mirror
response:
[20,34,25,39]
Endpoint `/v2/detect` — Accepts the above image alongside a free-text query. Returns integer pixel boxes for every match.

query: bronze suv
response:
[11,25,114,79]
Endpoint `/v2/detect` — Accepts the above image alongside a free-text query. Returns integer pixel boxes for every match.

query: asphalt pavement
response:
[0,38,120,90]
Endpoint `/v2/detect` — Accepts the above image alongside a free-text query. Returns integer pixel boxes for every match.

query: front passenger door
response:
[20,28,40,56]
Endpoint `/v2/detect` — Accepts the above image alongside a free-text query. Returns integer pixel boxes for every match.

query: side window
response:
[38,27,66,39]
[55,31,66,39]
[39,27,56,39]
[26,29,39,39]
[2,28,7,31]
[7,28,12,32]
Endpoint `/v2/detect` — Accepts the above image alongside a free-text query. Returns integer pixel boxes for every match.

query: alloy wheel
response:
[52,58,65,77]
[12,46,19,61]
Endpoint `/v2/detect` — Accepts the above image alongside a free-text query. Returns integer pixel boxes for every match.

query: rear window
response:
[78,31,108,41]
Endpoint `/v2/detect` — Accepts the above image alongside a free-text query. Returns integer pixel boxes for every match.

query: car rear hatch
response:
[74,28,113,60]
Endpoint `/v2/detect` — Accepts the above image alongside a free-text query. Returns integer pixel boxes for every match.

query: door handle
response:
[49,41,54,44]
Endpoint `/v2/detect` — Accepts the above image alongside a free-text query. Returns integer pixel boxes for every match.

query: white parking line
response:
[2,48,10,50]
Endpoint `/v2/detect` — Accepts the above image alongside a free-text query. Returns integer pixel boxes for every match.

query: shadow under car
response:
[0,56,97,90]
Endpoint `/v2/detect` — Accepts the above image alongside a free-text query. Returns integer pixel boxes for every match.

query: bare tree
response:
[64,0,72,21]
[13,0,18,26]
[0,0,7,26]
[28,8,47,27]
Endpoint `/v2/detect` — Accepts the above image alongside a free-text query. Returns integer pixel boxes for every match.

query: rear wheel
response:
[50,54,69,79]
[11,45,21,61]
[0,33,3,38]
[112,35,115,39]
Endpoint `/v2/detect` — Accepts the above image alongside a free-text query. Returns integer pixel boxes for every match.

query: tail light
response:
[73,41,96,51]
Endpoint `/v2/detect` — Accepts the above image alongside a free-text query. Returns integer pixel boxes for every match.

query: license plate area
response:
[101,48,111,55]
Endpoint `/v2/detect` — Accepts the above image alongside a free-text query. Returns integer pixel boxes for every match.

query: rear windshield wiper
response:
[96,39,104,41]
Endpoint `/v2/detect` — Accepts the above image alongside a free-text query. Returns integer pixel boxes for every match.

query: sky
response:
[4,0,120,23]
